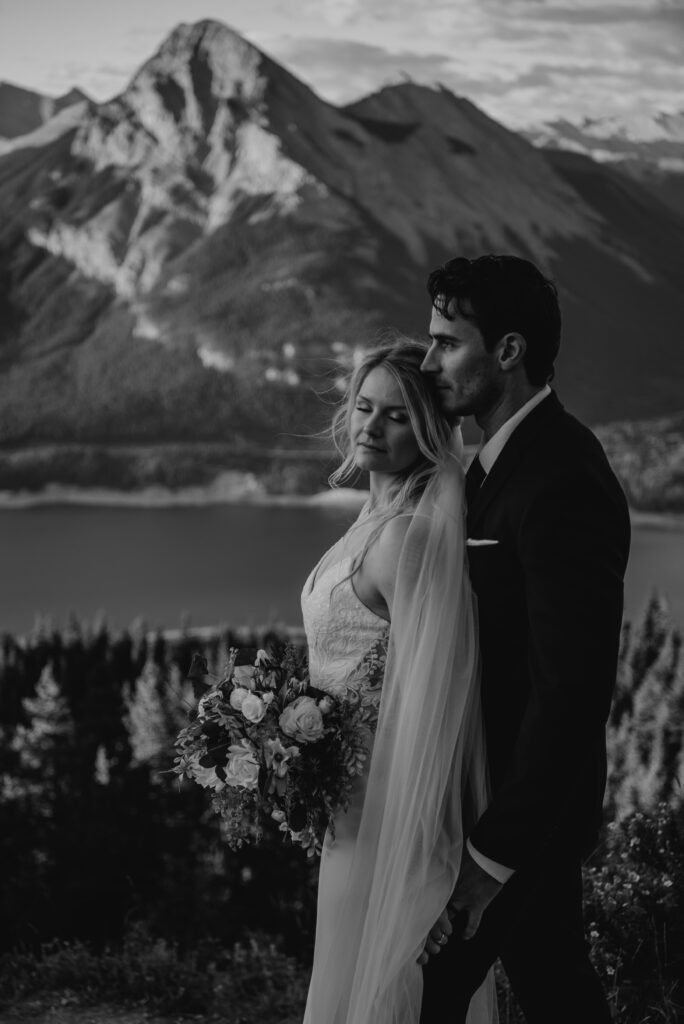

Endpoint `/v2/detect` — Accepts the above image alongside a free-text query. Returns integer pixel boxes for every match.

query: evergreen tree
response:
[606,596,683,818]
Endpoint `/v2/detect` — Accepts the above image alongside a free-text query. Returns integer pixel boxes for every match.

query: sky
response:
[0,0,682,129]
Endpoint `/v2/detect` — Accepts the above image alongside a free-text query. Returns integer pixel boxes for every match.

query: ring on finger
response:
[437,933,448,945]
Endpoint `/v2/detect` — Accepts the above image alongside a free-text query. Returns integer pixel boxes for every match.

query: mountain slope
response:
[1,20,684,491]
[0,80,89,140]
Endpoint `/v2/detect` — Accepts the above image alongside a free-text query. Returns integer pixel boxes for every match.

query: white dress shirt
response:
[467,384,552,884]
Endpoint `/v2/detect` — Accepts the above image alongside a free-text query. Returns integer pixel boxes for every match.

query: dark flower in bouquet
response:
[172,641,386,856]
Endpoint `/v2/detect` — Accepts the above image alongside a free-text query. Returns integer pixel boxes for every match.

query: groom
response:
[419,254,630,1023]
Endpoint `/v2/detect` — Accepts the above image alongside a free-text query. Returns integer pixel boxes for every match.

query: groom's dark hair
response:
[427,254,561,385]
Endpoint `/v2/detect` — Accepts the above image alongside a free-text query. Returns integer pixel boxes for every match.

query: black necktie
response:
[465,456,486,509]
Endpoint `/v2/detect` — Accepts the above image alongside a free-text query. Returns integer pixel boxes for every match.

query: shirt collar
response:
[479,385,552,475]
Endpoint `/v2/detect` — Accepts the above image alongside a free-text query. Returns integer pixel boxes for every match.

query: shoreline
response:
[0,483,683,529]
[628,510,684,531]
[0,480,369,511]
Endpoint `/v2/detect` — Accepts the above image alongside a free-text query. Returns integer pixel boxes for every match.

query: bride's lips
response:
[357,441,386,452]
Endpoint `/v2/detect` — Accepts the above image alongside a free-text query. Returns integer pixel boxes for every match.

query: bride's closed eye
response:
[355,402,407,424]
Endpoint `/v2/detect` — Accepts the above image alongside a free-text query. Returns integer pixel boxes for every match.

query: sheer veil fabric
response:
[304,429,496,1024]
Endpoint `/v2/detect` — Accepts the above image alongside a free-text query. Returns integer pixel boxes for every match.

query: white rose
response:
[192,765,226,792]
[233,665,256,689]
[241,693,267,723]
[224,742,260,790]
[229,686,250,710]
[279,696,325,743]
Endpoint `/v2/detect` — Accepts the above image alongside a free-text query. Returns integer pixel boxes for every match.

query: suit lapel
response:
[467,392,564,532]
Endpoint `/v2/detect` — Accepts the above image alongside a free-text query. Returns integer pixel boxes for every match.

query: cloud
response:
[264,10,684,130]
[484,0,683,19]
[2,0,681,130]
[265,36,453,102]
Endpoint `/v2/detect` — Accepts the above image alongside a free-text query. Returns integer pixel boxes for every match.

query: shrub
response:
[0,923,309,1023]
[584,804,684,1023]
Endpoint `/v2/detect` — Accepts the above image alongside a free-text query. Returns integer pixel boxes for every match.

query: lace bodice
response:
[301,555,389,708]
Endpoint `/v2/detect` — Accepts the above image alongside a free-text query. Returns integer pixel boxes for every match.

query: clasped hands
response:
[417,849,503,966]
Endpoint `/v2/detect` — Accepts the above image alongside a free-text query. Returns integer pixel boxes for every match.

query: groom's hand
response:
[417,907,453,966]
[448,847,503,941]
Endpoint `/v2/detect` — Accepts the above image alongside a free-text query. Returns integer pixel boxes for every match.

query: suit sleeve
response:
[468,468,630,868]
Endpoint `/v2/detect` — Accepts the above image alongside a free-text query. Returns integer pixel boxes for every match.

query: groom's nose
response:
[421,342,440,373]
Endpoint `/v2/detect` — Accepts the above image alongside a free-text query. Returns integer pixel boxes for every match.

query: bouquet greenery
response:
[172,641,386,856]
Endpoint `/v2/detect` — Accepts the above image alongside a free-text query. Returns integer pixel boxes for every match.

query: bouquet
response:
[172,640,386,857]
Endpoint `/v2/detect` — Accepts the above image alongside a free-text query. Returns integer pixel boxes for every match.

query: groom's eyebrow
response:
[430,331,461,342]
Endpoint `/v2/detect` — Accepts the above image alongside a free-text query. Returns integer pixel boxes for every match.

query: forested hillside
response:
[597,412,684,514]
[0,598,682,1021]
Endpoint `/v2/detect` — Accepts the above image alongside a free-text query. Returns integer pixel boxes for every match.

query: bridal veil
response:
[304,429,496,1024]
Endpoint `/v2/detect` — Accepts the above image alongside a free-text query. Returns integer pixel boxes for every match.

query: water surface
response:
[0,505,681,634]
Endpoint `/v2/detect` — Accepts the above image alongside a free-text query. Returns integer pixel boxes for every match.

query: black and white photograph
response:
[0,1,683,1021]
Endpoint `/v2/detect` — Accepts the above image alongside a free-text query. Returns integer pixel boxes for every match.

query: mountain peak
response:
[160,19,261,61]
[56,87,90,107]
[165,19,257,49]
[135,19,267,99]
[108,17,270,146]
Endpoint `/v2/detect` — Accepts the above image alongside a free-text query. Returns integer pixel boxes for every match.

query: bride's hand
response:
[416,907,453,966]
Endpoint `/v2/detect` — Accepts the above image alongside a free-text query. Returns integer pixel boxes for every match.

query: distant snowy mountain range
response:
[0,21,683,500]
[526,111,684,166]
[524,112,684,219]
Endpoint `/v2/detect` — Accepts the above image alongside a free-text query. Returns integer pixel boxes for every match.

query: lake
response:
[1,504,683,635]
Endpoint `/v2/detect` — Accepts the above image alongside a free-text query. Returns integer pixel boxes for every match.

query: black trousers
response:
[420,855,611,1024]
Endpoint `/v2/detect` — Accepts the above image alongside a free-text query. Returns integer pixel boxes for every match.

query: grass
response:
[2,925,681,1024]
[0,926,309,1024]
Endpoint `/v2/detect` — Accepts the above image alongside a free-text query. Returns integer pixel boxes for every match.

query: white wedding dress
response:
[301,553,391,1022]
[300,448,496,1024]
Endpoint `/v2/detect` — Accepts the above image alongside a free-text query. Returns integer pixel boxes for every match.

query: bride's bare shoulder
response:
[374,512,413,557]
[360,512,413,591]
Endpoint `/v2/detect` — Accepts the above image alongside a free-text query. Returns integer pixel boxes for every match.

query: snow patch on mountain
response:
[27,206,170,297]
[205,121,320,229]
[0,100,89,155]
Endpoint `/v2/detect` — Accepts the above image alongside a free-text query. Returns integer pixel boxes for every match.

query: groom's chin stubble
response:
[443,409,463,428]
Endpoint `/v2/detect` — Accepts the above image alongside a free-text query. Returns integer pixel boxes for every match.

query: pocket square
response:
[466,538,499,547]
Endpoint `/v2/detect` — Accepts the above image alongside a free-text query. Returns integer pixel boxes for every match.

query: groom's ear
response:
[497,332,526,372]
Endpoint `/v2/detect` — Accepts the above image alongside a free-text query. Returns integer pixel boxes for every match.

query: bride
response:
[301,339,496,1024]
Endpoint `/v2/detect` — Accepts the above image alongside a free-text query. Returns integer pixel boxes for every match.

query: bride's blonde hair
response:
[329,338,453,515]
[326,340,457,585]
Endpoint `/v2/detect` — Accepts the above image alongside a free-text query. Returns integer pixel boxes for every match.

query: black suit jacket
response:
[466,391,631,869]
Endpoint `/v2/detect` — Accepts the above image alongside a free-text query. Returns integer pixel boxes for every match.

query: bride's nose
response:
[363,411,382,435]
